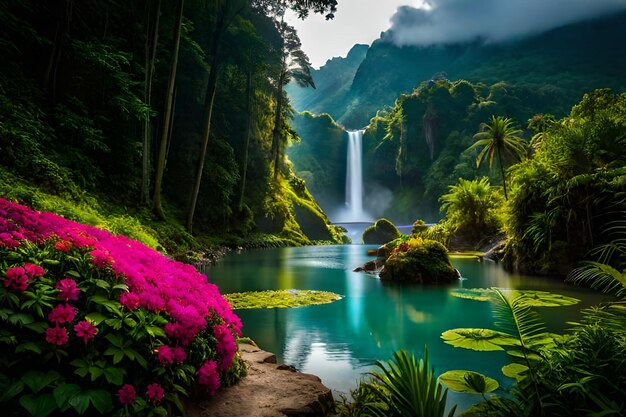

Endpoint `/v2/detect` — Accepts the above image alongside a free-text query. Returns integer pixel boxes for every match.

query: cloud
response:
[385,0,626,46]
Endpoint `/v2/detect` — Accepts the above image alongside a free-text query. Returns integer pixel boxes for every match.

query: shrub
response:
[379,237,458,284]
[0,198,243,416]
[362,218,401,245]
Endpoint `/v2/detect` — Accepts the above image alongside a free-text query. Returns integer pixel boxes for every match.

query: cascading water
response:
[345,130,365,221]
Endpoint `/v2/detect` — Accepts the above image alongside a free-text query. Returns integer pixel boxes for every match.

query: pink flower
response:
[119,292,140,310]
[90,249,113,268]
[213,324,237,371]
[56,278,80,301]
[197,360,220,395]
[146,383,165,404]
[45,326,69,346]
[24,263,45,278]
[117,384,136,405]
[48,303,76,324]
[157,345,174,365]
[172,347,187,363]
[74,320,97,343]
[54,240,72,252]
[4,266,28,291]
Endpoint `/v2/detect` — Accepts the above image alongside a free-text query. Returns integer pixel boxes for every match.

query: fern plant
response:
[340,349,456,417]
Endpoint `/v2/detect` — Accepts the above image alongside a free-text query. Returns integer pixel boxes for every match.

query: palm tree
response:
[470,116,527,200]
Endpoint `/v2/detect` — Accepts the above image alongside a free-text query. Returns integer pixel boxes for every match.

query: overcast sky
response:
[285,1,427,68]
[286,0,626,69]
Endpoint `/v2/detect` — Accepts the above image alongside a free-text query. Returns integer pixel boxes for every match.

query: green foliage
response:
[411,219,428,235]
[379,237,458,284]
[439,177,503,238]
[438,370,499,395]
[362,218,401,245]
[503,89,626,274]
[334,349,456,417]
[224,290,341,309]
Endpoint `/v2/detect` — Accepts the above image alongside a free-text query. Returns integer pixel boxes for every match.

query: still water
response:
[206,245,606,410]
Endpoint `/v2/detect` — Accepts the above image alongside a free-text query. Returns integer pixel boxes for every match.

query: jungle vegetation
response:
[0,0,344,255]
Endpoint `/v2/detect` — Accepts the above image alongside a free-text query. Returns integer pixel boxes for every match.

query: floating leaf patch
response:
[449,288,491,301]
[441,328,519,351]
[439,370,499,394]
[501,363,529,381]
[514,290,580,307]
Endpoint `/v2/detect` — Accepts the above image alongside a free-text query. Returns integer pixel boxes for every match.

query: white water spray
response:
[345,130,365,221]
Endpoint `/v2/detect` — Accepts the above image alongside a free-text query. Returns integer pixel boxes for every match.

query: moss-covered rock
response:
[362,218,401,244]
[379,238,458,284]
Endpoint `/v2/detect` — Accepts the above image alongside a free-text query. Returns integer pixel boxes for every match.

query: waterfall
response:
[345,130,365,221]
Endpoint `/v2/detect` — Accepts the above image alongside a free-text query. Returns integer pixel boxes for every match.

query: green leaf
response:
[19,393,58,417]
[84,313,108,325]
[152,406,168,417]
[104,333,123,347]
[53,384,81,411]
[65,270,81,278]
[146,326,166,338]
[112,284,129,292]
[505,348,542,362]
[25,322,48,334]
[501,363,529,381]
[441,328,519,351]
[103,367,125,385]
[16,342,42,354]
[449,288,491,302]
[69,392,91,415]
[9,313,35,326]
[94,279,111,290]
[113,351,124,364]
[22,370,62,394]
[0,380,24,402]
[88,366,104,381]
[439,370,499,394]
[85,390,113,414]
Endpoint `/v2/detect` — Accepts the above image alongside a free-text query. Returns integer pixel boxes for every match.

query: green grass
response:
[224,289,342,309]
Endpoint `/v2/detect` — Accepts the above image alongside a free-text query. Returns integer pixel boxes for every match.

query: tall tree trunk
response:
[497,147,508,200]
[44,0,72,102]
[185,17,225,234]
[152,0,184,218]
[141,0,161,205]
[271,73,285,182]
[238,70,253,210]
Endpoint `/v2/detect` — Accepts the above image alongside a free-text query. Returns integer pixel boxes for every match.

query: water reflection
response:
[207,245,606,410]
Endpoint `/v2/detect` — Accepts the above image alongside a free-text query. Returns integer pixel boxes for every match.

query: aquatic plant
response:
[0,198,243,416]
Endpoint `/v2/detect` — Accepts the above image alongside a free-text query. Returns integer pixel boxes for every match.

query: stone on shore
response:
[189,343,333,417]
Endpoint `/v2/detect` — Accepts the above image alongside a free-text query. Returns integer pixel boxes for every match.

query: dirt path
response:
[188,343,334,417]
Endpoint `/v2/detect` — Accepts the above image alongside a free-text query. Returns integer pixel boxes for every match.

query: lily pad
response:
[224,290,341,309]
[439,370,499,394]
[501,363,529,381]
[450,288,491,302]
[514,290,580,307]
[441,328,519,351]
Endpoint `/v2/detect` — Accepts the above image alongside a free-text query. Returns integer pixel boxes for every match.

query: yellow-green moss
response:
[224,290,342,309]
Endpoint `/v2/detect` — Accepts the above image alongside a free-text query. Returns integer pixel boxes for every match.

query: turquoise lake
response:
[206,245,607,411]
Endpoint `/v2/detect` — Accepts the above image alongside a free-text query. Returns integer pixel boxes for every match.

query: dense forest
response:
[0,0,345,255]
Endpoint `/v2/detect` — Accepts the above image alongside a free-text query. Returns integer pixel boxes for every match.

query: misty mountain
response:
[288,11,626,128]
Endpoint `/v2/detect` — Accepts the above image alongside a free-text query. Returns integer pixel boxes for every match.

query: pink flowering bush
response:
[0,198,244,416]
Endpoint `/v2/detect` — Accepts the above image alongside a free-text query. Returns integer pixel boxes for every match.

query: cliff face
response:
[286,44,369,123]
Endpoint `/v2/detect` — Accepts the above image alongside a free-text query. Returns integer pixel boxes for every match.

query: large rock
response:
[379,240,458,284]
[190,343,333,417]
[362,218,401,244]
